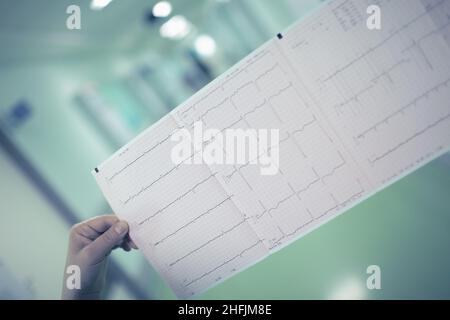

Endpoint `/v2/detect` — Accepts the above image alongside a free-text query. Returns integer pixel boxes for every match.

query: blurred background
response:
[0,0,449,299]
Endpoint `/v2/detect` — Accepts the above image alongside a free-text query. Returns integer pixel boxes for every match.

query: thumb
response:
[84,221,129,264]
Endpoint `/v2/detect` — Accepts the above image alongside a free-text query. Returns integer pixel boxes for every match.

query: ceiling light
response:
[153,1,172,18]
[160,15,192,40]
[328,277,367,300]
[194,35,217,57]
[90,0,113,10]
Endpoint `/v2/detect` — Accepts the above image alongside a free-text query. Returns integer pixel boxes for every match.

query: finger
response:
[84,221,129,263]
[124,234,138,249]
[84,215,119,233]
[111,241,123,250]
[72,215,118,240]
[127,239,138,250]
[121,242,131,252]
[113,238,131,250]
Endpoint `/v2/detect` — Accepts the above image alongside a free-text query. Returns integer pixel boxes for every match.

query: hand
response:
[61,215,137,299]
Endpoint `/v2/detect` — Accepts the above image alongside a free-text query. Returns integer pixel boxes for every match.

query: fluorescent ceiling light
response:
[153,1,172,18]
[328,278,367,300]
[195,35,217,57]
[91,0,113,10]
[160,15,192,40]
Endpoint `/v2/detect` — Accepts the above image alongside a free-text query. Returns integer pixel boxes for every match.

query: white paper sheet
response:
[93,0,450,298]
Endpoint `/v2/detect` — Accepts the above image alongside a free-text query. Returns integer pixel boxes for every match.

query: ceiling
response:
[0,0,212,64]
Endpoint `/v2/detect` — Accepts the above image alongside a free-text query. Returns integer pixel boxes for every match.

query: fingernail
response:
[114,221,128,234]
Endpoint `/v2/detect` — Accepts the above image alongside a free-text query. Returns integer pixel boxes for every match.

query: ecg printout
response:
[93,0,450,298]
